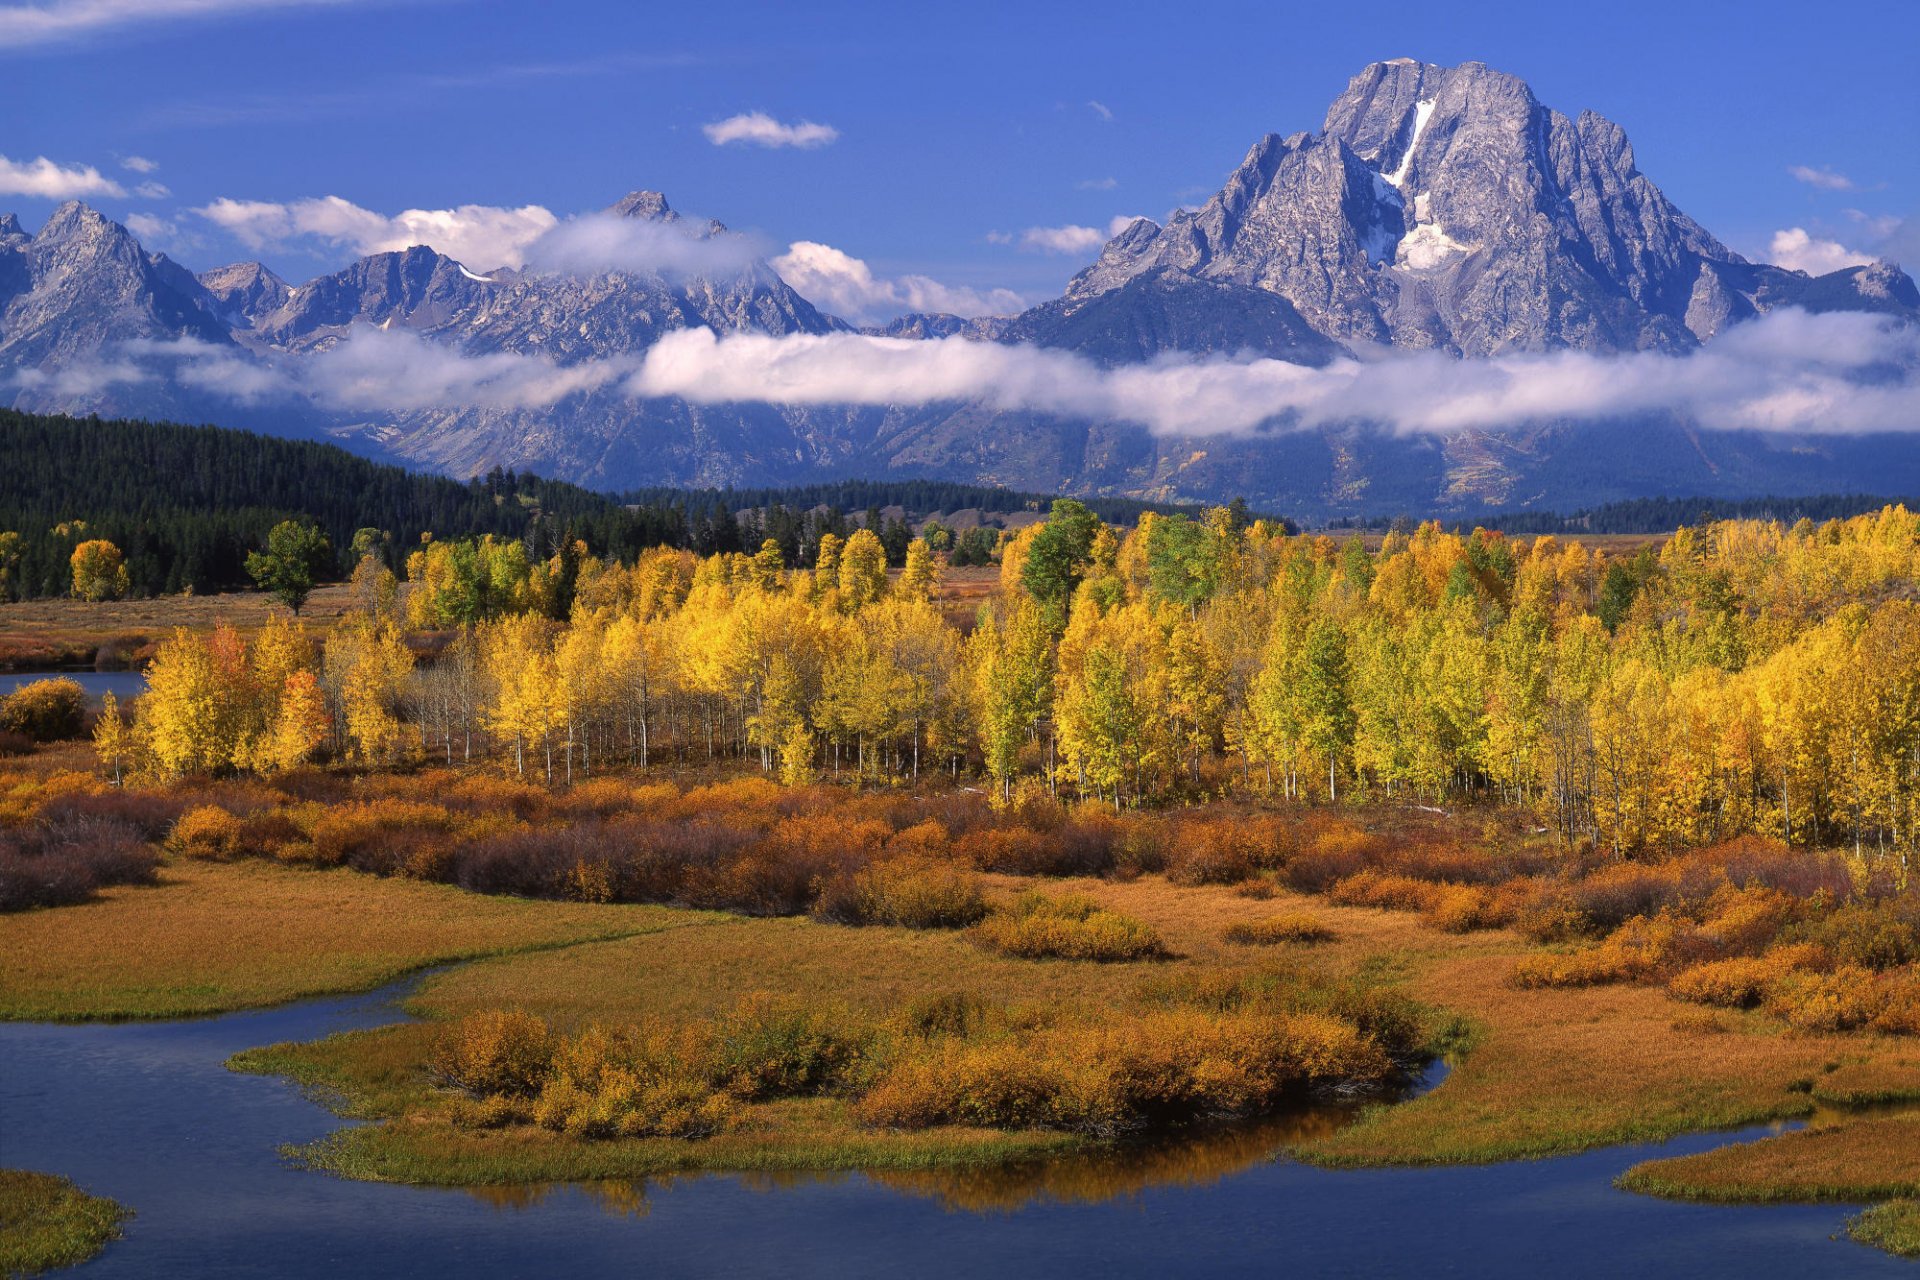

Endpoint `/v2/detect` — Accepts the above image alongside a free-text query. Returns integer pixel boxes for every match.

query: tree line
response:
[0,410,1259,601]
[101,501,1920,860]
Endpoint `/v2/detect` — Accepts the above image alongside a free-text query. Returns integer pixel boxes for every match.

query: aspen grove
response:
[106,504,1920,862]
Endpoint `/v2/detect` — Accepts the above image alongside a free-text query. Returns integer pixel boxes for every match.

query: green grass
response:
[0,1171,130,1277]
[1850,1200,1920,1259]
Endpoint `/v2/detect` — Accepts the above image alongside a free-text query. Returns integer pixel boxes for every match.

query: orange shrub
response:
[443,774,549,821]
[1765,966,1888,1033]
[970,892,1164,962]
[811,856,987,929]
[856,1007,1391,1135]
[1281,821,1383,892]
[308,800,458,875]
[168,805,243,860]
[1870,972,1920,1035]
[1699,885,1800,956]
[1223,913,1336,945]
[0,678,86,741]
[1328,870,1442,913]
[433,1009,554,1097]
[1667,947,1819,1009]
[1511,914,1686,988]
[1425,884,1503,933]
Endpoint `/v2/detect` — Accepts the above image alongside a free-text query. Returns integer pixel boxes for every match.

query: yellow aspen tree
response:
[92,691,135,784]
[898,539,940,602]
[137,628,228,775]
[838,528,888,609]
[70,539,130,601]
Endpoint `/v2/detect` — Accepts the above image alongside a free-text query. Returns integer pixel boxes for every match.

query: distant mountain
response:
[1,67,1916,517]
[1065,58,1908,353]
[197,261,290,329]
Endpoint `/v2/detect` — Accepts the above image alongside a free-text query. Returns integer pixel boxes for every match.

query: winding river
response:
[1,975,1908,1278]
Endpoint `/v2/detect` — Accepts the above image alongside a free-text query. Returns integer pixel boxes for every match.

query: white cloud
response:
[770,240,1025,323]
[1768,226,1875,276]
[133,180,170,199]
[0,153,125,198]
[29,308,1917,445]
[195,194,768,278]
[1077,177,1118,191]
[123,211,196,253]
[195,195,559,271]
[624,308,1920,438]
[1087,100,1113,122]
[702,112,838,150]
[1788,164,1855,192]
[120,154,159,174]
[1013,216,1144,255]
[0,0,373,49]
[522,211,763,279]
[1018,224,1105,254]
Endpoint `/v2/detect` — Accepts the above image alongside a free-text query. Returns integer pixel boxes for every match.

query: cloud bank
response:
[702,112,838,149]
[0,153,125,199]
[197,195,559,271]
[770,241,1025,323]
[624,309,1920,437]
[34,308,1915,444]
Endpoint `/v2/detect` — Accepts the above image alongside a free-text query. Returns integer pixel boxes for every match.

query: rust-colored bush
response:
[811,856,987,929]
[0,678,86,741]
[1667,944,1826,1009]
[970,892,1164,962]
[1328,870,1443,913]
[36,787,185,841]
[1280,821,1382,892]
[433,1009,554,1097]
[168,805,243,860]
[958,826,1104,877]
[856,1006,1391,1136]
[0,814,157,910]
[1764,966,1888,1033]
[308,800,458,875]
[1223,913,1336,945]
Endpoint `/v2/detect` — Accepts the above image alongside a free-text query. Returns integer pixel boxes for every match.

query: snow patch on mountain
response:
[1383,99,1434,188]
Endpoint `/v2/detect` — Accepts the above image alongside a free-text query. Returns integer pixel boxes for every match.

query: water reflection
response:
[461,1101,1375,1220]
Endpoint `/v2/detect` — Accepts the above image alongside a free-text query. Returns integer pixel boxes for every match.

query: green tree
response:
[1020,499,1101,626]
[246,520,333,615]
[1301,619,1356,801]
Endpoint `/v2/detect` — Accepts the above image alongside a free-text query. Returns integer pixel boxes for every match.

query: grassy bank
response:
[0,859,700,1020]
[0,1171,130,1276]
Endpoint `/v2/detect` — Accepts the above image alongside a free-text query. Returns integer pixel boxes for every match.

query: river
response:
[0,976,1906,1278]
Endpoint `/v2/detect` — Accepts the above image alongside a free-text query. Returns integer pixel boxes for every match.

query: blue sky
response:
[5,0,1916,318]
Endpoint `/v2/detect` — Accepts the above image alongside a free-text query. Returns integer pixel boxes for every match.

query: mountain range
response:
[3,58,1916,517]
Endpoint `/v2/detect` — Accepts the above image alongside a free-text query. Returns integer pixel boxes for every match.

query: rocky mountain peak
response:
[608,190,676,222]
[198,261,293,330]
[1060,58,1909,357]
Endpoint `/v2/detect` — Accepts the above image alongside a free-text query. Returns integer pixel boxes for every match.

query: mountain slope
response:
[0,65,1914,516]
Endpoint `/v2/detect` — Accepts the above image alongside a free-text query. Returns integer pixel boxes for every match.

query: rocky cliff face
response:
[197,261,291,329]
[0,202,229,369]
[1065,59,1904,356]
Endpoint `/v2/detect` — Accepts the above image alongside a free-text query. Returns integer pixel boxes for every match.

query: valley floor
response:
[4,840,1916,1259]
